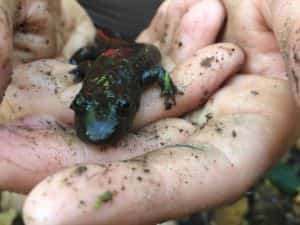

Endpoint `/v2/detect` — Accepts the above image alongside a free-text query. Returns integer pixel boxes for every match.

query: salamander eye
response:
[116,97,130,115]
[71,94,86,110]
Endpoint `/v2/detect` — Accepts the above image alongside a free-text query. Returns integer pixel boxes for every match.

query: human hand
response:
[221,0,300,105]
[0,0,297,225]
[0,0,235,190]
[0,0,95,98]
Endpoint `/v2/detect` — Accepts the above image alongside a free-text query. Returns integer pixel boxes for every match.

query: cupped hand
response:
[0,0,95,98]
[1,0,234,191]
[0,0,297,225]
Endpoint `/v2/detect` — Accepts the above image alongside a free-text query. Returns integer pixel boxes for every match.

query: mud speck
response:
[251,90,259,96]
[74,166,88,176]
[232,130,237,138]
[201,56,215,68]
[144,169,150,173]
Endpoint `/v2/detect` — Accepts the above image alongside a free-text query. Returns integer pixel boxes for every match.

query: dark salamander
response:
[70,35,181,145]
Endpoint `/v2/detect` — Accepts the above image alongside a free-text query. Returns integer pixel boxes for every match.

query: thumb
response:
[264,0,300,105]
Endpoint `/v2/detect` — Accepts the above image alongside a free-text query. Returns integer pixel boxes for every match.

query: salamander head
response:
[71,94,131,144]
[71,94,120,144]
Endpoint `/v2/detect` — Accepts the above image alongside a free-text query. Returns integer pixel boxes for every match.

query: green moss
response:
[267,162,300,195]
[95,191,114,209]
[0,209,18,225]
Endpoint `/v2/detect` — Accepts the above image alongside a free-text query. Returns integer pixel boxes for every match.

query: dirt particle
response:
[204,90,210,97]
[218,46,235,56]
[178,41,183,48]
[154,135,160,139]
[216,127,222,133]
[232,130,237,138]
[74,166,88,176]
[206,113,213,120]
[62,177,72,186]
[251,90,259,96]
[144,169,150,173]
[294,51,300,63]
[79,200,86,207]
[215,123,224,134]
[201,56,215,68]
[137,176,143,182]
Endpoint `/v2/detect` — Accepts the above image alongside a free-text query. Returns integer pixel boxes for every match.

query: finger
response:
[133,43,245,129]
[60,0,96,59]
[0,60,76,124]
[169,0,225,63]
[0,1,17,97]
[137,0,199,53]
[221,0,286,77]
[136,0,170,44]
[23,75,299,225]
[0,116,195,193]
[263,0,300,106]
[13,0,60,63]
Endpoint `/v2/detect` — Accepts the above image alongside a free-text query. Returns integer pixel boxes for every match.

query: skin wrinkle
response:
[186,135,237,166]
[82,120,195,164]
[0,6,11,29]
[73,139,90,165]
[0,124,68,173]
[0,146,36,174]
[163,144,204,152]
[0,158,36,176]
